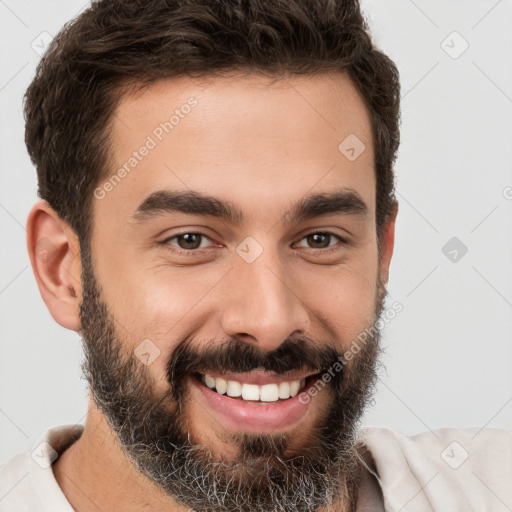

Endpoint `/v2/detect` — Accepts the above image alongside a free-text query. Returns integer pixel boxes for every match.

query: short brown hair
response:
[24,0,400,252]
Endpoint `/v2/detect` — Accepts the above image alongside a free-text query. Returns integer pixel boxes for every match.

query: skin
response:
[26,70,397,511]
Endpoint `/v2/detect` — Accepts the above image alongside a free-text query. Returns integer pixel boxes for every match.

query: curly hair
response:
[24,0,400,251]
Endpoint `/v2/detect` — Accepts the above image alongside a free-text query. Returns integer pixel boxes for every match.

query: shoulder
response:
[0,450,31,507]
[357,426,512,512]
[0,424,82,512]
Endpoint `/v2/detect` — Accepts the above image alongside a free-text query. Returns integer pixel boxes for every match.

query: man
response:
[1,0,510,511]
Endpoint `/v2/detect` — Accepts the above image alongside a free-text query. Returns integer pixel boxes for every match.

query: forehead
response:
[96,71,375,231]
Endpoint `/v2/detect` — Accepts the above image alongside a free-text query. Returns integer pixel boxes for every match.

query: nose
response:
[219,249,310,353]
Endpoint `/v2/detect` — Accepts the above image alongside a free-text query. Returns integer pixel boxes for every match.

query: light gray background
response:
[1,0,511,465]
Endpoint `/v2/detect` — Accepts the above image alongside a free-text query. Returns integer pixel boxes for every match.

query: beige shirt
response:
[1,424,511,511]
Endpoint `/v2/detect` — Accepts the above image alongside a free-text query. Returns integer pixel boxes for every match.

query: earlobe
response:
[26,200,82,331]
[379,201,398,285]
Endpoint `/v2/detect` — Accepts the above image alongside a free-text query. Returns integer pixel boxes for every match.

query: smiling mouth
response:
[193,371,323,403]
[189,370,326,431]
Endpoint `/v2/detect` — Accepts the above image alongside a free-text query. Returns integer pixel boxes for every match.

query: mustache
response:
[166,336,344,402]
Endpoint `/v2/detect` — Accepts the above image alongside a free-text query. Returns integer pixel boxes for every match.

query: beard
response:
[77,244,387,512]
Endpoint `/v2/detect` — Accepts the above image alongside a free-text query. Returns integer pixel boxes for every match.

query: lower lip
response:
[190,375,319,433]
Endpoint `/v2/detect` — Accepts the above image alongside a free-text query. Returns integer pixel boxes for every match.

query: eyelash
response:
[160,231,347,257]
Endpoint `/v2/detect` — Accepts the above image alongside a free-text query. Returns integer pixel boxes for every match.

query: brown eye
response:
[306,233,331,249]
[162,232,213,254]
[174,233,203,250]
[295,232,345,251]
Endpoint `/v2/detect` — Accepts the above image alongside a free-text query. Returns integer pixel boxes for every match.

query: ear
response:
[378,201,398,285]
[26,199,82,331]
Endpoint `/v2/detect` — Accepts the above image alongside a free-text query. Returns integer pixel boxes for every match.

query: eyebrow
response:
[131,188,368,225]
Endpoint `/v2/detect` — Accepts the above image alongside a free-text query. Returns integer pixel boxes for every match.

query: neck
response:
[53,403,185,512]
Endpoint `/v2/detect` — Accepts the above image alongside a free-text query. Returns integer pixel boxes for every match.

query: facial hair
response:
[78,244,387,512]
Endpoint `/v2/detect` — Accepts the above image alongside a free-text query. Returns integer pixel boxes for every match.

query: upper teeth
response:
[203,374,305,402]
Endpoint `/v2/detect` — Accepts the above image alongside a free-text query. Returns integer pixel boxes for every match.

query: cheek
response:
[108,268,226,389]
[297,255,379,336]
[102,260,218,334]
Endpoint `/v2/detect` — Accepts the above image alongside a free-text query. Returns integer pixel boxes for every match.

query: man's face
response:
[79,71,392,512]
